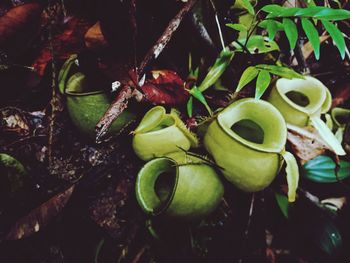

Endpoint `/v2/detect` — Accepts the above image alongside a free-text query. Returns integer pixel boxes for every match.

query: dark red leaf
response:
[140,70,189,106]
[32,18,92,76]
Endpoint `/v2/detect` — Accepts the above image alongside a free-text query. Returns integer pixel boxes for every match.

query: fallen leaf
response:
[84,22,108,50]
[141,70,189,106]
[32,18,92,76]
[5,185,74,240]
[0,107,46,137]
[287,124,329,165]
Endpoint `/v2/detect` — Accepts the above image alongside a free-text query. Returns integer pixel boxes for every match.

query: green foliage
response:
[240,0,255,15]
[301,18,320,60]
[275,193,289,218]
[303,155,350,183]
[260,5,350,59]
[231,35,280,54]
[255,70,271,99]
[187,48,234,116]
[322,20,346,59]
[237,64,303,98]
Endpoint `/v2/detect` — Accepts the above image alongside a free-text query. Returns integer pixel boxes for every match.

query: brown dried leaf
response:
[5,185,74,240]
[84,22,108,50]
[287,125,329,165]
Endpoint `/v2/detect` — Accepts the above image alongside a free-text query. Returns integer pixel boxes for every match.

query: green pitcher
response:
[268,76,345,155]
[331,107,350,142]
[132,106,198,161]
[135,152,224,220]
[204,98,298,202]
[58,55,136,138]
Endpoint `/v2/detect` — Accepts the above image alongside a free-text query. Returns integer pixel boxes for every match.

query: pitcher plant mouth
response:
[217,98,287,153]
[58,54,111,96]
[133,106,198,147]
[275,77,328,115]
[136,158,179,216]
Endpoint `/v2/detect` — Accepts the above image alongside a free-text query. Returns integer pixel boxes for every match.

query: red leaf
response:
[32,18,92,76]
[140,70,189,106]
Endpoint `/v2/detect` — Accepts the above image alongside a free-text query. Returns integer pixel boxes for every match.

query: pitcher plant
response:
[267,76,345,155]
[135,152,224,220]
[204,98,299,202]
[331,107,350,143]
[132,106,198,161]
[58,55,136,138]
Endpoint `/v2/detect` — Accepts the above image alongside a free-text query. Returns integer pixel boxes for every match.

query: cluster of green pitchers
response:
[133,76,346,221]
[57,56,345,221]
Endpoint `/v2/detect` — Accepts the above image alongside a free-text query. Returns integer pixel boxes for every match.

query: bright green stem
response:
[310,116,346,156]
[281,151,299,202]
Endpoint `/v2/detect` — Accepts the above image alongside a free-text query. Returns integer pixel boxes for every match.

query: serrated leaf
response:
[240,0,255,15]
[303,155,350,183]
[255,70,271,99]
[283,18,298,50]
[236,66,259,92]
[322,20,346,59]
[198,48,234,92]
[232,35,279,54]
[226,23,247,32]
[255,64,304,79]
[275,193,289,218]
[301,18,320,60]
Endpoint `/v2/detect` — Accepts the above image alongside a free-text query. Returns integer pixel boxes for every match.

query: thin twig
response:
[239,193,255,263]
[95,0,198,141]
[137,0,198,77]
[95,85,134,142]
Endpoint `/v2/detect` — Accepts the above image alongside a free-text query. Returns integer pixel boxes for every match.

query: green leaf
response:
[255,70,271,99]
[267,7,300,18]
[314,8,350,21]
[255,64,304,79]
[226,23,247,32]
[190,87,212,115]
[236,66,259,92]
[295,6,327,17]
[275,193,289,218]
[232,35,279,54]
[261,4,284,15]
[198,48,234,92]
[322,20,346,59]
[282,151,299,202]
[266,20,281,40]
[259,20,284,31]
[310,116,346,156]
[187,97,193,117]
[240,0,255,15]
[0,153,27,193]
[303,155,350,183]
[301,18,320,60]
[283,18,298,50]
